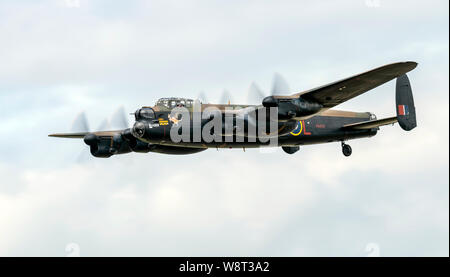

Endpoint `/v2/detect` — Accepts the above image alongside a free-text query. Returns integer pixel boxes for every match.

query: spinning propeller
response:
[71,106,130,162]
[196,73,291,105]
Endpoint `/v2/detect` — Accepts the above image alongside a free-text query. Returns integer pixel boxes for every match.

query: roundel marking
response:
[290,121,303,136]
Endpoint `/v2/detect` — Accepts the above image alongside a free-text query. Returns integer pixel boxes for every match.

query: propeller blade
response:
[242,107,257,126]
[192,99,202,110]
[71,112,90,132]
[109,106,129,130]
[197,91,209,103]
[71,112,92,163]
[270,73,290,95]
[96,118,110,131]
[219,89,233,104]
[247,82,266,104]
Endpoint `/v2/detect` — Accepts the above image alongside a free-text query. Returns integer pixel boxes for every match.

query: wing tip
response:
[48,133,87,138]
[48,134,64,137]
[404,60,418,69]
[385,61,418,76]
[396,61,418,72]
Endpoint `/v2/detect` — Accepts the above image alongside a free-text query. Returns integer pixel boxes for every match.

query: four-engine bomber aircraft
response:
[49,62,418,157]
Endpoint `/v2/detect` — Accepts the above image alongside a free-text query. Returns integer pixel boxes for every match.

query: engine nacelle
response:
[122,129,151,153]
[262,96,322,120]
[83,134,114,158]
[131,140,152,153]
[84,132,134,158]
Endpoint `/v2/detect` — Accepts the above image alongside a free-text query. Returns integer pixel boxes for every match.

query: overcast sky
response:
[0,0,448,256]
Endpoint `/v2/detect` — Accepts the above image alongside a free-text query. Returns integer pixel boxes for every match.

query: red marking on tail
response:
[398,105,406,116]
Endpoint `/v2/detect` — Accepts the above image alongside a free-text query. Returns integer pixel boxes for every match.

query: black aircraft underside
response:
[49,61,418,157]
[136,114,377,148]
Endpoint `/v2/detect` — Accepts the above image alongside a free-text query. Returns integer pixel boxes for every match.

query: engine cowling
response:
[83,134,114,158]
[84,132,135,158]
[122,128,151,153]
[262,96,322,119]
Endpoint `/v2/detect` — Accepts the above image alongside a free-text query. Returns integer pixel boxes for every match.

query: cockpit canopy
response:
[155,97,194,109]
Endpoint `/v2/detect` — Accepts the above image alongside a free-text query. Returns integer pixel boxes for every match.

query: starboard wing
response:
[293,61,418,109]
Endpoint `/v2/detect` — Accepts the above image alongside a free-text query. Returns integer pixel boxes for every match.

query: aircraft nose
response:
[132,121,146,138]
